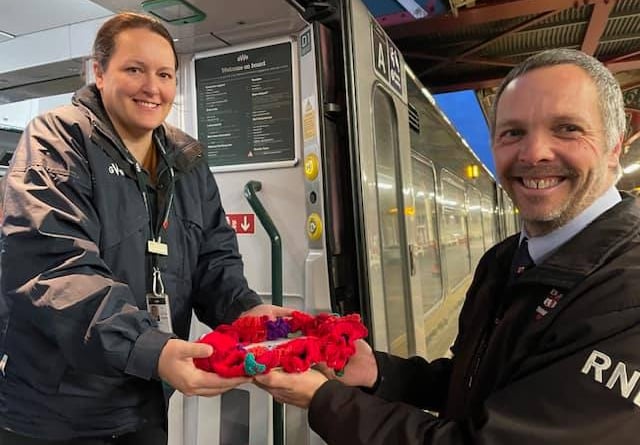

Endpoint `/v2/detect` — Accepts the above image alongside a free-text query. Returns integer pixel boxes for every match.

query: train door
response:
[440,170,471,294]
[342,0,423,357]
[171,18,327,445]
[466,186,484,269]
[503,190,517,236]
[410,154,444,356]
[496,185,507,239]
[481,194,497,249]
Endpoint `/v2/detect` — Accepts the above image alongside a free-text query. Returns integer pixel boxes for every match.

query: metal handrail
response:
[243,180,284,445]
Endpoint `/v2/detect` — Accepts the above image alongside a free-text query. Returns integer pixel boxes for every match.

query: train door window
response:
[467,187,483,269]
[0,128,21,174]
[372,86,410,357]
[481,195,496,249]
[503,192,517,236]
[496,187,506,240]
[440,171,470,292]
[411,154,443,315]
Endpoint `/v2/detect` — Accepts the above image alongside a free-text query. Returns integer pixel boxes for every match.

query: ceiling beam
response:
[581,0,617,55]
[605,58,640,73]
[386,0,604,40]
[418,11,557,77]
[427,76,504,93]
[404,52,517,67]
[621,79,640,91]
[421,52,640,94]
[623,109,640,147]
[608,49,640,64]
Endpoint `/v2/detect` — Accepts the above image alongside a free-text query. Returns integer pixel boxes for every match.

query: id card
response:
[146,293,173,333]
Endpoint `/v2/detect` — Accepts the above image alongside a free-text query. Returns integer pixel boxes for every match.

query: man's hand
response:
[315,339,378,388]
[158,339,251,396]
[241,304,294,318]
[254,369,328,408]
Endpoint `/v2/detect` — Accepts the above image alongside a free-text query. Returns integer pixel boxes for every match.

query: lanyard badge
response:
[146,267,174,333]
[140,134,175,333]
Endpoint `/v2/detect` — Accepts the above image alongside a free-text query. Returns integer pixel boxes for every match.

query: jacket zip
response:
[466,275,520,390]
[466,280,512,390]
[466,316,500,389]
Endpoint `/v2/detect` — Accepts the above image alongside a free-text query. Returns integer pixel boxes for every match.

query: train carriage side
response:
[403,68,503,361]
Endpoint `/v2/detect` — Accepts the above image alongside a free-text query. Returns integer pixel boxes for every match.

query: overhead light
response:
[141,0,206,25]
[0,30,15,39]
[623,163,640,175]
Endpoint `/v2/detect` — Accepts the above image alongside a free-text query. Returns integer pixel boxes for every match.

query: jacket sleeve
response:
[369,351,452,410]
[1,111,173,380]
[190,165,262,327]
[309,304,640,444]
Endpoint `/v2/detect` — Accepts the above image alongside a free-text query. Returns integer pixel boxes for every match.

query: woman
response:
[0,12,288,444]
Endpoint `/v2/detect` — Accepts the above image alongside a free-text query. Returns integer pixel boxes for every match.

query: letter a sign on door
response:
[371,22,403,97]
[373,26,388,79]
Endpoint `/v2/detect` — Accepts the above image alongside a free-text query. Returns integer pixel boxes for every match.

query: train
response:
[0,0,521,443]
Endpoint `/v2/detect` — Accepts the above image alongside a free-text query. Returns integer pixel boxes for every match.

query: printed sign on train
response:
[371,22,403,97]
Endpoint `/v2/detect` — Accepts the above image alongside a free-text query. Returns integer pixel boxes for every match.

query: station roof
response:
[373,0,640,188]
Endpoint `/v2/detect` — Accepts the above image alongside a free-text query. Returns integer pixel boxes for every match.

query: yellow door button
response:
[307,213,323,241]
[304,153,320,181]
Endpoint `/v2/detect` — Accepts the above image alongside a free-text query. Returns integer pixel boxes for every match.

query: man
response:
[255,48,640,443]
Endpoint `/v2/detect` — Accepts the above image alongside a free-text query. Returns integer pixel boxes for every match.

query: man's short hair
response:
[490,48,626,152]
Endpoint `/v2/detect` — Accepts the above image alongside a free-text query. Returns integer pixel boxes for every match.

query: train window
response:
[503,193,517,236]
[0,152,13,166]
[411,155,443,340]
[372,86,410,357]
[411,155,443,316]
[481,196,496,249]
[440,171,470,292]
[0,128,21,164]
[467,187,484,269]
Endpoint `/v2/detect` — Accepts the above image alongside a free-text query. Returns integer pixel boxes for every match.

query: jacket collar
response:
[72,84,204,173]
[512,193,640,289]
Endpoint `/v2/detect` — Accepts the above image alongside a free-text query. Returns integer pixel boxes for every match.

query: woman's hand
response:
[157,339,251,396]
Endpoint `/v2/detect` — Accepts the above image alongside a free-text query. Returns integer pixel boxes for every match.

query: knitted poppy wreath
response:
[193,311,368,378]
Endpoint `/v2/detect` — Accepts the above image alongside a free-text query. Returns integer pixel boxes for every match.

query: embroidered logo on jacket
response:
[108,162,125,177]
[581,350,640,407]
[534,288,564,320]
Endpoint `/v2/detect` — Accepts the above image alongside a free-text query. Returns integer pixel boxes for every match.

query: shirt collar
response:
[520,186,621,265]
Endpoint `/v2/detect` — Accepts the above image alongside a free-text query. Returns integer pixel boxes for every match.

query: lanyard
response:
[133,135,175,244]
[128,134,176,295]
[93,122,176,297]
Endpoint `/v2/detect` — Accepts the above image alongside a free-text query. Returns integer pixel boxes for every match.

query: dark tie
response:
[511,238,534,280]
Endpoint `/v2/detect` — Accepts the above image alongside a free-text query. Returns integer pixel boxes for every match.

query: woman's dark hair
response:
[93,12,178,71]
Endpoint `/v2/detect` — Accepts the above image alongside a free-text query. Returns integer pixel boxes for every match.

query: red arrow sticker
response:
[226,213,255,234]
